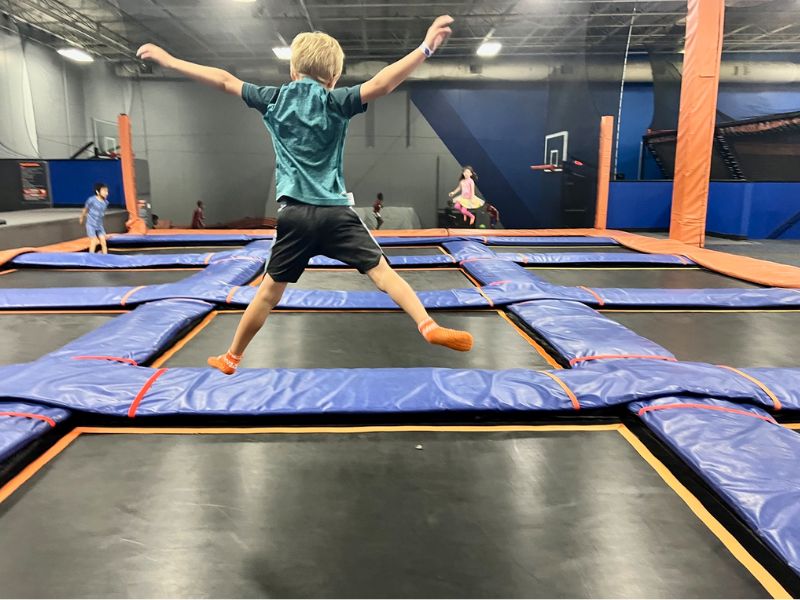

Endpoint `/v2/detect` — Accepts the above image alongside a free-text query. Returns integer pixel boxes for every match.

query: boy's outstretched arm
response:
[136,44,243,96]
[361,15,453,103]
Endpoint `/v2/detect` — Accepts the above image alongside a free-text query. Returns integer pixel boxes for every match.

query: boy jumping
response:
[137,15,473,375]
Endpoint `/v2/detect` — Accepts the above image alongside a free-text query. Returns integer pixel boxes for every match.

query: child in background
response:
[79,182,109,254]
[373,192,384,230]
[448,166,484,226]
[485,203,500,229]
[191,201,205,229]
[137,15,473,375]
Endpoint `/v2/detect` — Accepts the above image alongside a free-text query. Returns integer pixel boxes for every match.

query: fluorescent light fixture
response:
[232,0,257,3]
[272,46,291,60]
[476,41,502,57]
[57,47,94,63]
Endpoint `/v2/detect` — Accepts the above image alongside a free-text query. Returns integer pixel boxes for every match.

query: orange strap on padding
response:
[542,371,581,410]
[128,368,168,418]
[226,286,240,304]
[638,402,777,424]
[718,365,782,411]
[578,286,605,306]
[569,354,677,366]
[120,286,145,306]
[475,287,495,307]
[0,411,56,427]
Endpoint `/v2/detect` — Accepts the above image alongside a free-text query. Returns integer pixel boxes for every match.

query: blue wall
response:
[47,159,124,208]
[609,181,800,239]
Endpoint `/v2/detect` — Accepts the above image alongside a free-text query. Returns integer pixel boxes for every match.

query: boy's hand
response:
[136,43,174,67]
[424,15,454,52]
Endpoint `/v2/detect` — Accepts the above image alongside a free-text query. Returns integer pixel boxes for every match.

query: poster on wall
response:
[19,161,50,203]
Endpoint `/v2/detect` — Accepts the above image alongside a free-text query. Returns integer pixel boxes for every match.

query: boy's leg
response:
[208,200,314,374]
[208,276,287,374]
[367,258,472,351]
[98,234,108,254]
[88,236,99,253]
[324,208,472,352]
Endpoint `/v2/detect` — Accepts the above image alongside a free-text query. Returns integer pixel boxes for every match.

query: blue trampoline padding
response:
[308,254,456,267]
[2,358,797,417]
[508,299,676,366]
[575,286,800,309]
[11,251,212,268]
[735,368,800,411]
[460,258,542,286]
[45,299,214,365]
[469,236,620,246]
[109,234,262,245]
[0,401,70,463]
[633,396,800,575]
[505,252,694,266]
[441,241,498,262]
[227,286,495,310]
[374,237,455,246]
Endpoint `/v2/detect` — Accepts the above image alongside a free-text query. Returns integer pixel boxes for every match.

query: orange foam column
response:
[117,113,146,234]
[594,115,614,229]
[669,0,725,247]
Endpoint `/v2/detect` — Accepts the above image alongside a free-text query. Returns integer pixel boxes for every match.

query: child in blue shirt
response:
[137,16,473,374]
[79,182,109,254]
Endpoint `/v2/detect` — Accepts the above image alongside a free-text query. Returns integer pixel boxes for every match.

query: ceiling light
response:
[57,47,94,63]
[272,46,291,60]
[232,0,257,3]
[476,41,502,57]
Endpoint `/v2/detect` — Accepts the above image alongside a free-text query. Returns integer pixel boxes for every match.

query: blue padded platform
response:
[634,397,800,576]
[12,251,217,268]
[46,299,213,365]
[509,299,676,367]
[468,236,620,246]
[1,359,798,418]
[109,233,269,245]
[441,240,498,262]
[309,254,456,267]
[0,401,70,463]
[504,252,693,266]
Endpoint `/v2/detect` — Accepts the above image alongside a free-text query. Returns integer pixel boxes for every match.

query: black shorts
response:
[267,200,384,283]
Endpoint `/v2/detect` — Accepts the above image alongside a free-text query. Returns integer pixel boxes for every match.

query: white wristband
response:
[419,43,433,58]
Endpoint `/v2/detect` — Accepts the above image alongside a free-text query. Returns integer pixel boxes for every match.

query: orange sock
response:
[418,318,473,352]
[208,350,242,375]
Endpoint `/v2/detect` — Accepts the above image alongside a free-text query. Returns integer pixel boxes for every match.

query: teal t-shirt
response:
[242,78,367,206]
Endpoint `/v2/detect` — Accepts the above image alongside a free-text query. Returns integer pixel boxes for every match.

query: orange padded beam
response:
[594,115,614,229]
[669,0,725,247]
[118,114,146,234]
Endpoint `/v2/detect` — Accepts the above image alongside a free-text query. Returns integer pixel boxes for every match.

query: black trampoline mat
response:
[529,267,757,289]
[490,245,633,254]
[164,311,551,369]
[606,310,800,367]
[292,269,472,291]
[0,313,115,364]
[109,246,243,255]
[0,269,199,288]
[0,430,769,598]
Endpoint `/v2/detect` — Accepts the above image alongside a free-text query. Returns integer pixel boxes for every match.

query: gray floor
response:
[705,238,800,268]
[0,269,199,288]
[0,431,769,598]
[164,311,552,369]
[292,269,472,291]
[528,267,757,289]
[605,310,800,367]
[0,314,115,364]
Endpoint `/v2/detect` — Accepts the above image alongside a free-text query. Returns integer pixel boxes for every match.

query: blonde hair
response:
[290,32,344,84]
